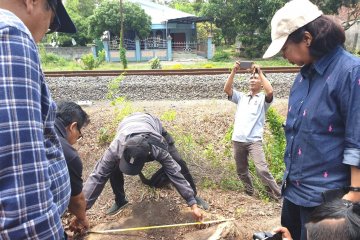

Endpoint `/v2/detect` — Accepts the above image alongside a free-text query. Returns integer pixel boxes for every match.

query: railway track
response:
[44,67,300,78]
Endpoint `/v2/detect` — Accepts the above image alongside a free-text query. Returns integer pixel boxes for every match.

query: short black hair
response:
[287,15,345,59]
[56,101,90,130]
[306,199,360,240]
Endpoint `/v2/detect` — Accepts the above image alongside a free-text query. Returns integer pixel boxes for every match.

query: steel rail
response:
[44,67,300,77]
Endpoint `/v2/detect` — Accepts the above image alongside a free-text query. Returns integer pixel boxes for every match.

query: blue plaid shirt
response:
[283,46,360,207]
[0,9,70,239]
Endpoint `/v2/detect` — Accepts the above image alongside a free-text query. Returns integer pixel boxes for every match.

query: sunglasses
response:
[47,0,61,33]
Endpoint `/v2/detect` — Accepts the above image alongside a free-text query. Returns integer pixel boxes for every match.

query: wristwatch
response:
[347,186,360,192]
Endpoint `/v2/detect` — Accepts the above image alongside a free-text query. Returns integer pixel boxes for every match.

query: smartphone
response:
[239,61,253,69]
[265,232,282,240]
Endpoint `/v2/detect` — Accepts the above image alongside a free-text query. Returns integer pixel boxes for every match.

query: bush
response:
[120,48,127,69]
[264,107,286,182]
[149,57,161,69]
[80,54,96,70]
[80,50,105,70]
[39,45,68,66]
[212,51,230,62]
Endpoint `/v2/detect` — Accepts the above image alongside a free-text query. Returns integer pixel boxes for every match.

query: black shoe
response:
[245,189,254,196]
[195,196,209,210]
[106,200,129,216]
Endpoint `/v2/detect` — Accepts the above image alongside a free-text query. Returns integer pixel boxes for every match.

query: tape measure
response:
[88,218,236,234]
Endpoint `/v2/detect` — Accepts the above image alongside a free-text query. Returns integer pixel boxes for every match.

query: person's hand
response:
[252,64,261,74]
[233,61,241,72]
[190,204,204,222]
[69,216,89,235]
[343,191,360,202]
[273,226,293,240]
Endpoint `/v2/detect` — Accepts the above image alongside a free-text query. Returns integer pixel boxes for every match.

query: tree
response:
[233,0,285,58]
[201,0,238,45]
[88,0,151,40]
[312,0,360,30]
[169,0,195,14]
[47,0,97,46]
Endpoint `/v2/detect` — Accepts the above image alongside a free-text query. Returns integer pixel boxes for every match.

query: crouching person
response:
[83,112,206,221]
[55,101,90,234]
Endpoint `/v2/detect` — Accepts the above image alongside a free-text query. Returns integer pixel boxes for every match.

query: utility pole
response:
[120,0,124,48]
[119,0,127,68]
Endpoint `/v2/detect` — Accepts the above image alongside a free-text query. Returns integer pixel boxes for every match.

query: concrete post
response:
[207,34,213,60]
[167,35,172,61]
[135,36,141,62]
[91,45,97,58]
[102,41,110,62]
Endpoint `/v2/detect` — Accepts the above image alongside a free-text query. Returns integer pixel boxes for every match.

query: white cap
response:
[262,0,323,58]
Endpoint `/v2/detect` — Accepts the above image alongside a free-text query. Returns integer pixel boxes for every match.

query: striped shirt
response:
[0,8,70,239]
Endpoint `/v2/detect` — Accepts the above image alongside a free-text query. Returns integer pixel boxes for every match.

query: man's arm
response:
[343,167,360,202]
[342,66,360,202]
[68,192,89,232]
[152,146,203,221]
[224,61,240,96]
[83,148,119,209]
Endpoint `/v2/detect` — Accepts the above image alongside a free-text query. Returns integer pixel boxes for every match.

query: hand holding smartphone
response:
[239,61,254,70]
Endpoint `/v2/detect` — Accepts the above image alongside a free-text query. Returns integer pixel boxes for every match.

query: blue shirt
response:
[230,90,272,142]
[0,9,70,239]
[283,46,360,207]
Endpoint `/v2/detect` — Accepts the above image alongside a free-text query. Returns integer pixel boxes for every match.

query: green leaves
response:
[88,1,151,40]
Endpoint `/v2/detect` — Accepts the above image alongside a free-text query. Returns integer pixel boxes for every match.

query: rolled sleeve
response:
[343,148,360,167]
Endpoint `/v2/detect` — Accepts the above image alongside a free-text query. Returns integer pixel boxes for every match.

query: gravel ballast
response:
[46,73,297,102]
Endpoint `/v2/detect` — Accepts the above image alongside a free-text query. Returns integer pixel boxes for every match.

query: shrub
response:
[80,54,96,70]
[264,107,286,182]
[149,57,162,69]
[212,51,230,62]
[39,45,68,67]
[120,48,127,69]
[80,50,105,70]
[98,75,136,145]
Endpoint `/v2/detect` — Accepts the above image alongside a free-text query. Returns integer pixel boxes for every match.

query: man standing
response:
[83,112,204,221]
[55,101,90,234]
[224,62,281,200]
[0,0,76,239]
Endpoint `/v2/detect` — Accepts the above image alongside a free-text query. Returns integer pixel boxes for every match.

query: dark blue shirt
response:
[283,46,360,207]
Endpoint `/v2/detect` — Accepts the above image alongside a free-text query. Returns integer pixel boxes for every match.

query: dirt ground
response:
[64,99,288,240]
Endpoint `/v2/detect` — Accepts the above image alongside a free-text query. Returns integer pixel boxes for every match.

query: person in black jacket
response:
[55,101,90,234]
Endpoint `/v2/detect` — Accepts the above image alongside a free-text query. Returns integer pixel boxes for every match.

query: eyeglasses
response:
[77,126,83,141]
[47,0,61,33]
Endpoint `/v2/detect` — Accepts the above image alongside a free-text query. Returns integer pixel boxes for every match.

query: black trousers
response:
[281,198,315,240]
[110,133,197,205]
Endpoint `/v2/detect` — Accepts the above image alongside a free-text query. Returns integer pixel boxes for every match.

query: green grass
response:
[40,49,293,71]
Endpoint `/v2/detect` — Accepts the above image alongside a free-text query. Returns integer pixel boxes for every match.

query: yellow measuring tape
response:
[88,218,236,234]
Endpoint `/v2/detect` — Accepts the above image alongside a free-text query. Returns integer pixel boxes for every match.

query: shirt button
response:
[291,136,294,139]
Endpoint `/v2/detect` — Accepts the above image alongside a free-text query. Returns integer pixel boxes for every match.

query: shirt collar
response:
[247,92,260,97]
[0,8,34,42]
[54,118,68,139]
[300,45,343,78]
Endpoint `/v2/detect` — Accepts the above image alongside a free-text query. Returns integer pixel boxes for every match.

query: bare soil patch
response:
[65,99,288,240]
